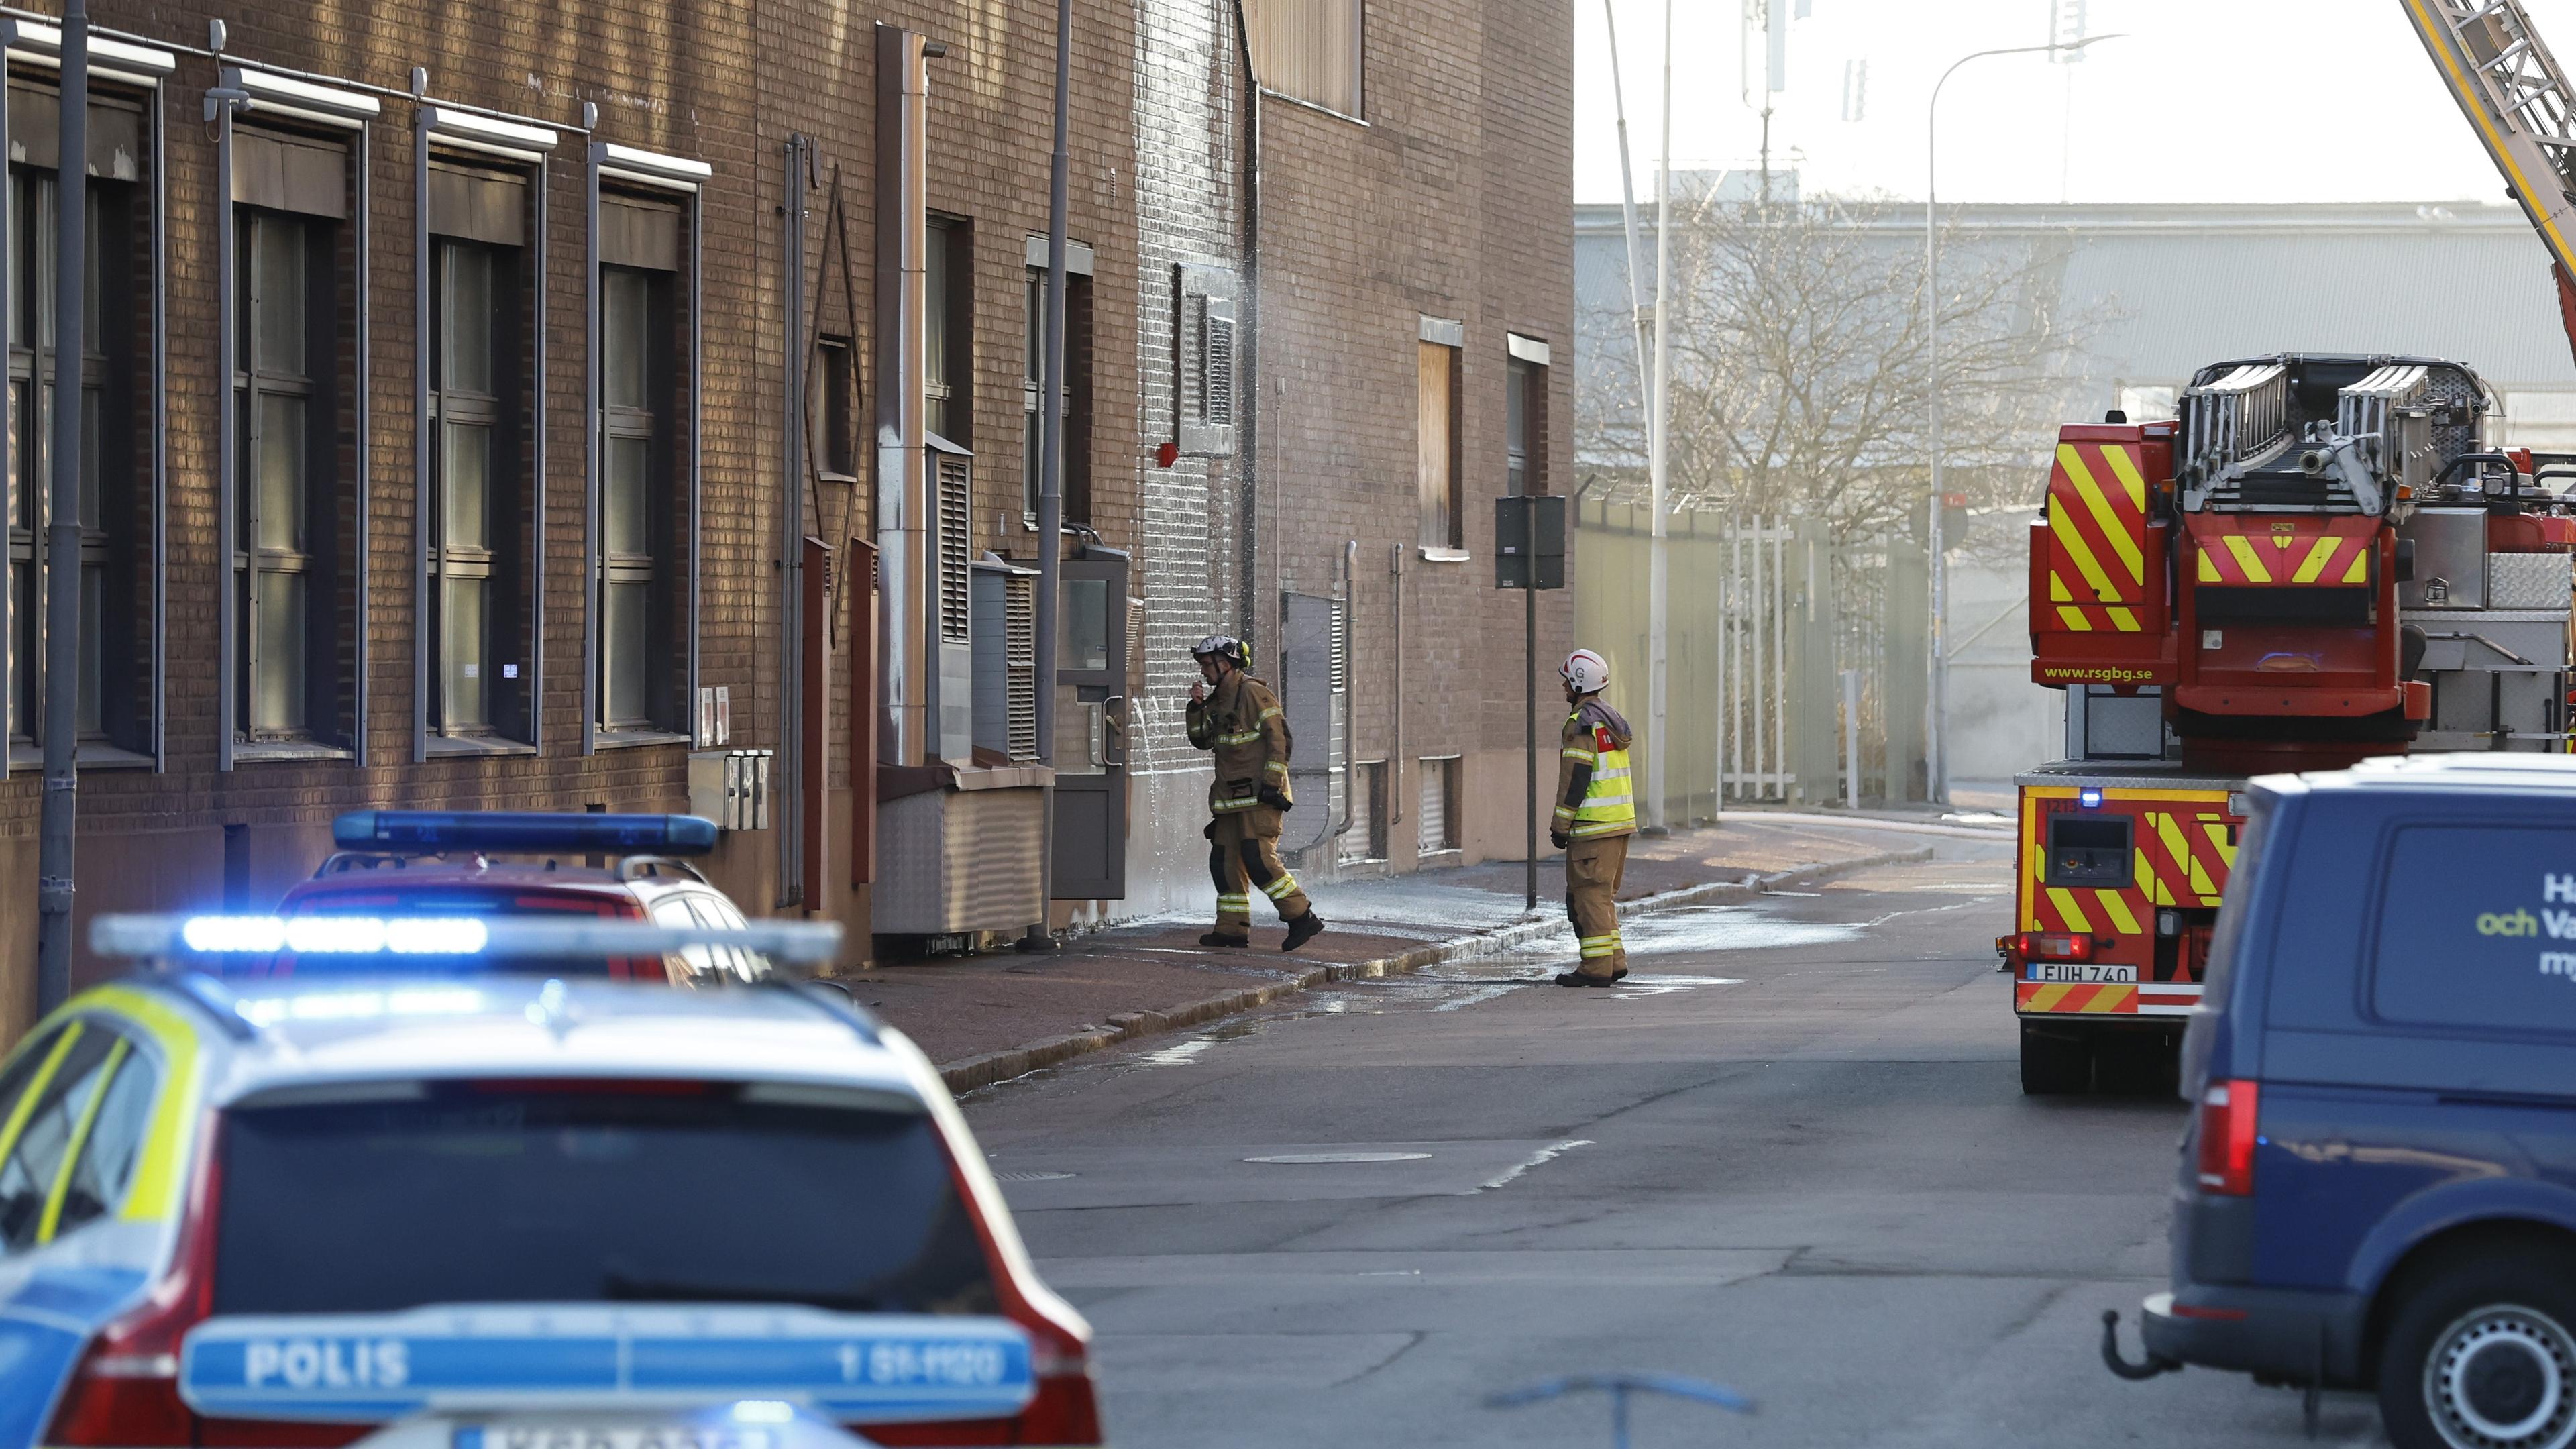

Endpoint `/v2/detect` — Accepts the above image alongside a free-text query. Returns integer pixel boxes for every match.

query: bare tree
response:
[1581,193,2106,547]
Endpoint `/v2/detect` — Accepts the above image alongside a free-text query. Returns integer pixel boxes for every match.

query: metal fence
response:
[1574,501,1932,820]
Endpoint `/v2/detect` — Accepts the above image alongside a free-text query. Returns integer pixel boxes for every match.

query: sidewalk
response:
[841,812,1997,1093]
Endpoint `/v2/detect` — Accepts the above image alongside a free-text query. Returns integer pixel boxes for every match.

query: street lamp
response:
[1923,32,2117,806]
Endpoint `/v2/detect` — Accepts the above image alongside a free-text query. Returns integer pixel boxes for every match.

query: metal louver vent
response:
[1203,299,1235,429]
[937,454,971,644]
[1005,572,1038,762]
[1328,597,1348,693]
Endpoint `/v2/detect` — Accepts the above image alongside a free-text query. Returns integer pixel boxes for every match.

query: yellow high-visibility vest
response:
[1566,712,1635,837]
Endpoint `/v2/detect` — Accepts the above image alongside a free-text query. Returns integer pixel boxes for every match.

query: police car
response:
[0,930,1102,1448]
[265,812,777,984]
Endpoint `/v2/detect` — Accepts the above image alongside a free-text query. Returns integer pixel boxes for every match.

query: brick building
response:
[1123,0,1578,912]
[0,0,1138,1032]
[0,0,1572,1030]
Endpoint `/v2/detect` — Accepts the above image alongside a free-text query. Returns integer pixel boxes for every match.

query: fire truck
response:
[2002,356,2576,1093]
[2002,0,2576,1093]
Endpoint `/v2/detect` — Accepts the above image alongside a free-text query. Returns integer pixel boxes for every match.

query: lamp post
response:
[1924,33,2114,806]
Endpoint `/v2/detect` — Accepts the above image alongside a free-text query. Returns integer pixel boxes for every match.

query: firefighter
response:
[1187,634,1326,952]
[1551,648,1635,987]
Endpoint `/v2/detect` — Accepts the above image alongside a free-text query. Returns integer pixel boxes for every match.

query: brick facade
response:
[0,0,1137,1035]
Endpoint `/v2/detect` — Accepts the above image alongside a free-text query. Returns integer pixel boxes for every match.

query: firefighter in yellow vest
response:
[1551,648,1636,986]
[1187,634,1326,951]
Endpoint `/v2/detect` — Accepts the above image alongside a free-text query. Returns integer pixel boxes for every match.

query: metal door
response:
[1051,547,1129,900]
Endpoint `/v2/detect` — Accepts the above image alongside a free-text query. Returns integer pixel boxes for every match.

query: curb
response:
[938,843,1933,1095]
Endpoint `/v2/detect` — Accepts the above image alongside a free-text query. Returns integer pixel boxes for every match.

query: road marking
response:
[1472,1139,1593,1193]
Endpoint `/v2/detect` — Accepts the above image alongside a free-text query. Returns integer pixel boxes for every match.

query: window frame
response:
[415,113,557,760]
[0,56,167,773]
[584,141,706,753]
[1020,235,1095,529]
[233,205,336,746]
[1416,317,1464,559]
[215,79,373,771]
[924,215,971,449]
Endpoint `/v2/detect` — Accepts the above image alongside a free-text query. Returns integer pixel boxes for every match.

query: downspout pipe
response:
[34,0,87,1011]
[1232,1,1261,649]
[1023,0,1072,951]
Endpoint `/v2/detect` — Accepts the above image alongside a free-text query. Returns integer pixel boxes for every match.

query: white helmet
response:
[1561,649,1610,694]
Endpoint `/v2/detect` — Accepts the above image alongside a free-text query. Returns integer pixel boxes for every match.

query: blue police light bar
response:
[2078,788,2105,810]
[91,913,846,965]
[333,810,719,856]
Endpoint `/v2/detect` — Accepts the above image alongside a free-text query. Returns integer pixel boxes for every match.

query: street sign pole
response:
[1498,496,1564,915]
[1525,575,1536,912]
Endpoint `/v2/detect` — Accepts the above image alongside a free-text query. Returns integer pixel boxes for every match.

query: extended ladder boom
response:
[2405,0,2576,285]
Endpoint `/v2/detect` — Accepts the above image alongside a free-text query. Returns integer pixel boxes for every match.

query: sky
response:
[1573,0,2576,207]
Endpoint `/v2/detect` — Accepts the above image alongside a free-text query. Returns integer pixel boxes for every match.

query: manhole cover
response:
[1244,1152,1433,1165]
[993,1170,1077,1182]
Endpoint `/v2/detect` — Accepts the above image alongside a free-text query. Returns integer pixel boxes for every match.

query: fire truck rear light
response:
[2196,1079,2261,1196]
[2018,931,2094,962]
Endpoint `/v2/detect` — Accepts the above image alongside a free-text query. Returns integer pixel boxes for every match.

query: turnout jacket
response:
[1555,698,1637,840]
[1187,670,1293,814]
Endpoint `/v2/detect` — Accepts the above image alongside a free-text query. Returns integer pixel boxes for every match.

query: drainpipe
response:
[1231,1,1262,649]
[873,28,933,766]
[34,0,88,1011]
[1022,0,1072,951]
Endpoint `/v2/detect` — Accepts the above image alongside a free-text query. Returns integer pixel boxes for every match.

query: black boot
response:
[1199,932,1250,948]
[1554,969,1619,987]
[1281,911,1325,952]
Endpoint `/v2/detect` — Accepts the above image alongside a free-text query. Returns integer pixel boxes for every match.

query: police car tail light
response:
[48,1141,223,1447]
[2195,1079,2261,1196]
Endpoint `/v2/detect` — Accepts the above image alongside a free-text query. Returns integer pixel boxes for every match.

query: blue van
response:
[2105,755,2576,1449]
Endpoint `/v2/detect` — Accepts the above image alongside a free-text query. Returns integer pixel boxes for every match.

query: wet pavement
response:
[963,844,2394,1448]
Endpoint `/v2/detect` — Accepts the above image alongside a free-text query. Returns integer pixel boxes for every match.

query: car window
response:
[682,896,756,982]
[215,1084,998,1317]
[0,1024,131,1250]
[689,894,773,980]
[2372,823,2576,1035]
[0,1026,70,1140]
[52,1042,158,1239]
[648,896,716,983]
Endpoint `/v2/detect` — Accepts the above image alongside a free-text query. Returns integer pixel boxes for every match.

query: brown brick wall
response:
[0,0,1139,1031]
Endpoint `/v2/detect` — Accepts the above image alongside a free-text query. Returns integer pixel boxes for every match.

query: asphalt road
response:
[963,843,2390,1448]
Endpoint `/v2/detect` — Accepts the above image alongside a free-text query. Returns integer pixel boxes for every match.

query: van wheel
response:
[2019,1024,2091,1095]
[2379,1248,2576,1449]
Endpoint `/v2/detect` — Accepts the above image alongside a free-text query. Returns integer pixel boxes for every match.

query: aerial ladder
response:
[1999,0,2576,1095]
[2403,0,2576,356]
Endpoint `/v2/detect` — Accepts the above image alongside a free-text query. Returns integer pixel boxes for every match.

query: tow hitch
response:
[2100,1309,2181,1380]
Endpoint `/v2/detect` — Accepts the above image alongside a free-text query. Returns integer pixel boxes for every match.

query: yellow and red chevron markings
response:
[2017,982,2137,1013]
[2133,808,2237,908]
[2190,515,2374,588]
[2045,440,2153,633]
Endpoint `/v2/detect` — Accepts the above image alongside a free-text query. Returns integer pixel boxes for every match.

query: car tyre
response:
[2379,1245,2576,1449]
[2019,1023,2091,1095]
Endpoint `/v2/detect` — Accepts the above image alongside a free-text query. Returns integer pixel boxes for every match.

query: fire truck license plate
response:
[2033,963,2136,984]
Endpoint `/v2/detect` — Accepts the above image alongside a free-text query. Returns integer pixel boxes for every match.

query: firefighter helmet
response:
[1192,633,1247,669]
[1560,648,1611,694]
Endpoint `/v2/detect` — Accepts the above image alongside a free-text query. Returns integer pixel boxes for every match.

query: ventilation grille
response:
[1203,300,1236,429]
[1329,597,1348,694]
[937,453,971,644]
[1005,572,1038,763]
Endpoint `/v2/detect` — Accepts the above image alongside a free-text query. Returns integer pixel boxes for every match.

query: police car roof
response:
[148,975,922,1108]
[2264,753,2576,800]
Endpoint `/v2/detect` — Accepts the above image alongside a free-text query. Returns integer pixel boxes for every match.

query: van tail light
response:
[2195,1079,2261,1196]
[2016,930,2095,962]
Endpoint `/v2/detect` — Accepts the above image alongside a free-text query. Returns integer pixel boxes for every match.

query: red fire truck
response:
[2003,354,2576,1092]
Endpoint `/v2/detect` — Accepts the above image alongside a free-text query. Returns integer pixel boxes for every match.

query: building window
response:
[924,217,969,445]
[812,335,855,478]
[1246,0,1363,117]
[600,261,672,731]
[430,239,511,736]
[1021,266,1093,525]
[7,93,144,759]
[1418,755,1460,854]
[1417,337,1460,552]
[426,158,532,745]
[235,206,338,742]
[1506,355,1545,497]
